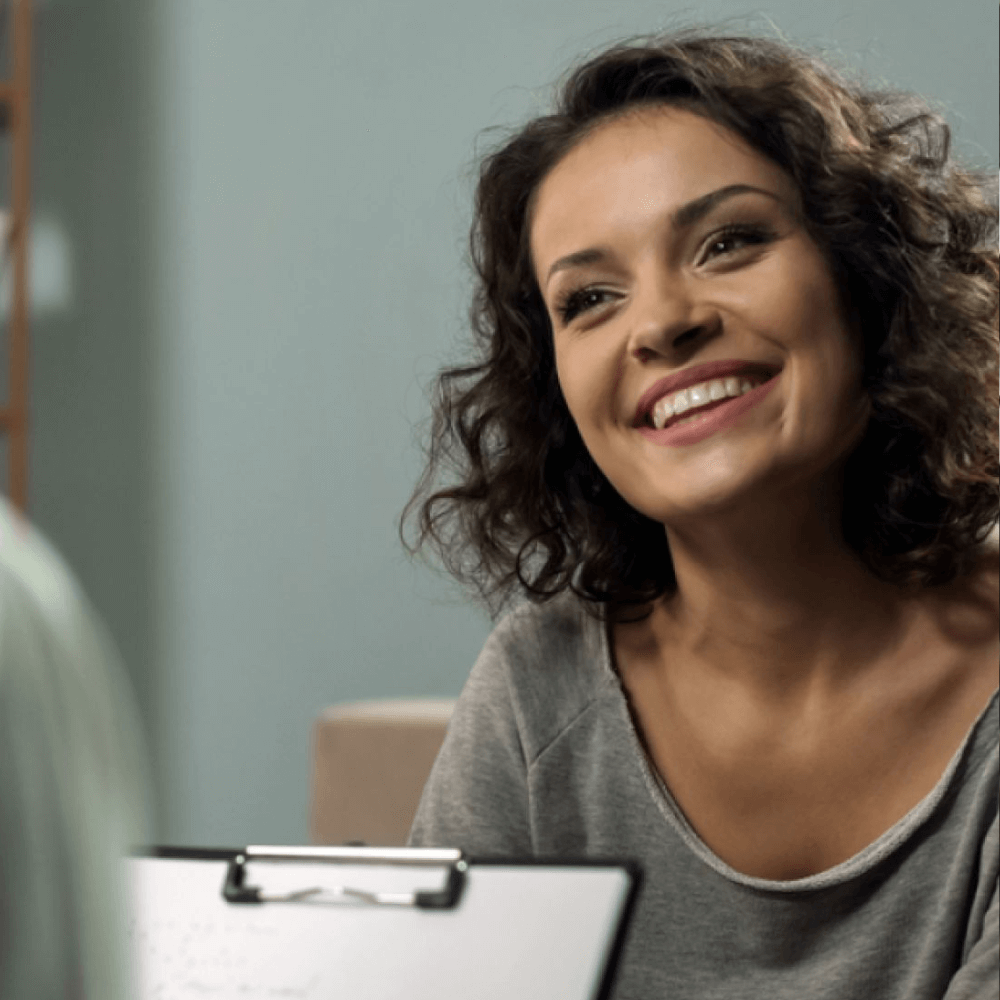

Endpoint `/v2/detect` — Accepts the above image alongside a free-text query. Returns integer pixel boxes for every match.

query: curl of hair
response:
[401,28,999,622]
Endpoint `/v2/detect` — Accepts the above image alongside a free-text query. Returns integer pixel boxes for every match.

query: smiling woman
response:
[531,106,876,531]
[400,27,998,1000]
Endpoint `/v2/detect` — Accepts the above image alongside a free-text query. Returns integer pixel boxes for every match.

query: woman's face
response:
[529,105,871,526]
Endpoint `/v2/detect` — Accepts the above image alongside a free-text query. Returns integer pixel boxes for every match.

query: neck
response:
[651,486,917,706]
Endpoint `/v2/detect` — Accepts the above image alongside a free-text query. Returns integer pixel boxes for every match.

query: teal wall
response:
[27,0,999,846]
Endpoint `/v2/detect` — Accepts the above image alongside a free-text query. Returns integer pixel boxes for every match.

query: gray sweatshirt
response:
[408,591,999,1000]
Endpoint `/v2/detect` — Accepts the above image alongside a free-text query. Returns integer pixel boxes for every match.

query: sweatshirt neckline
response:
[594,604,999,893]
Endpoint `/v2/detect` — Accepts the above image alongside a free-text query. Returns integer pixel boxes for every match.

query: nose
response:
[627,274,722,362]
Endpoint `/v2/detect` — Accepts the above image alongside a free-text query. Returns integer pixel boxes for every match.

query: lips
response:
[638,374,782,447]
[633,359,782,427]
[660,391,749,430]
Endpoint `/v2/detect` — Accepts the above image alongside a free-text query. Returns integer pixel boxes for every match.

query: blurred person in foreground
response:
[404,27,999,999]
[0,493,150,999]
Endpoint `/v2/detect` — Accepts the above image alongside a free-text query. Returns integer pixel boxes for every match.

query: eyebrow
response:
[543,183,783,287]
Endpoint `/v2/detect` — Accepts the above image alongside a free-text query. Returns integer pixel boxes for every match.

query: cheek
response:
[554,348,621,446]
[553,345,592,423]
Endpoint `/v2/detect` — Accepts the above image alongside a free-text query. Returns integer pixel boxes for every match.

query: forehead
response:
[530,106,797,274]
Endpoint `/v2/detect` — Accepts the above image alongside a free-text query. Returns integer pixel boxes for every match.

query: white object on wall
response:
[0,210,74,319]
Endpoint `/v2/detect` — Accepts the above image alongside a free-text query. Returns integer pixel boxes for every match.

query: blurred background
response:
[6,0,997,847]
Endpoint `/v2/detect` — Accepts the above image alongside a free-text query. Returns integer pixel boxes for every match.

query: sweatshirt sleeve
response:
[942,879,999,1000]
[407,622,533,857]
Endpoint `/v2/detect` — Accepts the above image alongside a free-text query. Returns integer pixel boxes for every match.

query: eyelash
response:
[553,222,777,325]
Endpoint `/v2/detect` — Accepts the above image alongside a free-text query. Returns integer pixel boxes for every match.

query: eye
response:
[700,223,776,264]
[554,286,617,325]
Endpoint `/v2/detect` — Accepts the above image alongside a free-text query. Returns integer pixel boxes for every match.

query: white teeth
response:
[650,375,760,430]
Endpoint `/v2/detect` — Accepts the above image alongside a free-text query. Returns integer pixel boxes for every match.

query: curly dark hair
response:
[400,27,999,622]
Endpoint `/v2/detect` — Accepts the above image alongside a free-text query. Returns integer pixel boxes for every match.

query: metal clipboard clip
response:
[223,845,467,910]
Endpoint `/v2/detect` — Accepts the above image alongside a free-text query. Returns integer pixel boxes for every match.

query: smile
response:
[649,375,769,430]
[637,372,781,447]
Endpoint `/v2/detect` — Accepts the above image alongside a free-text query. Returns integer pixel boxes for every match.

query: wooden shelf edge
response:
[0,407,23,431]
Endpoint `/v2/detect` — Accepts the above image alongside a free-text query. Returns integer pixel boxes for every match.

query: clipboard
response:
[126,845,642,1000]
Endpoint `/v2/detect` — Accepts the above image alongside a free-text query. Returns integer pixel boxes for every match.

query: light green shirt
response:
[0,496,150,1000]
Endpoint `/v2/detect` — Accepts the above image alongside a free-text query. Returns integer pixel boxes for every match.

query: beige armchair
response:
[309,699,455,846]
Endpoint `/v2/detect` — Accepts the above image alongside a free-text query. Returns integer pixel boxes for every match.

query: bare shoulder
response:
[925,534,1000,643]
[906,535,999,731]
[971,532,999,597]
[969,524,999,580]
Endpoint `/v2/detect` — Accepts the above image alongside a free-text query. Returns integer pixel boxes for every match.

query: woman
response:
[402,29,998,998]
